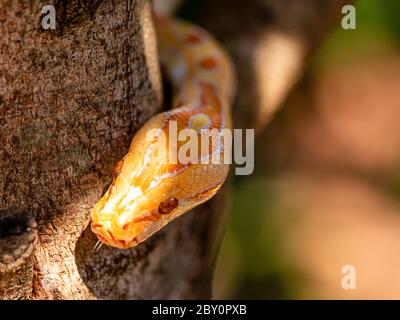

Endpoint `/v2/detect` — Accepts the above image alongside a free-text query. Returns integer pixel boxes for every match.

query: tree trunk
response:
[0,0,224,299]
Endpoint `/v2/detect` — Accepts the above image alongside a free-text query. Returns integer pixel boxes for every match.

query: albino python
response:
[91,16,236,249]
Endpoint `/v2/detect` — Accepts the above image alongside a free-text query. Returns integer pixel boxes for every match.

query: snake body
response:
[91,17,236,249]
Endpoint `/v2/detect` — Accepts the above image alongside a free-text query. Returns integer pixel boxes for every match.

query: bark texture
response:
[0,0,223,299]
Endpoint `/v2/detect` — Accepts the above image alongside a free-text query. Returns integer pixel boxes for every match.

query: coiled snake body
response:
[91,16,236,249]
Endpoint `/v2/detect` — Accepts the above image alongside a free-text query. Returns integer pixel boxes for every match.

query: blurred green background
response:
[179,0,400,299]
[214,0,400,299]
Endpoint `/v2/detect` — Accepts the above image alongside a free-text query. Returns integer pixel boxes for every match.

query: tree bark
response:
[0,0,224,299]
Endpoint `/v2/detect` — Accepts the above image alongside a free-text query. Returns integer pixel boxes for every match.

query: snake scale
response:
[91,16,236,249]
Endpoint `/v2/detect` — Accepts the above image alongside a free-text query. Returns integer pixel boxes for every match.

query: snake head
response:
[91,188,181,249]
[90,111,229,249]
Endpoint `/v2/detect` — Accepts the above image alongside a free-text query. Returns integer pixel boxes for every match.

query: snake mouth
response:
[91,222,136,249]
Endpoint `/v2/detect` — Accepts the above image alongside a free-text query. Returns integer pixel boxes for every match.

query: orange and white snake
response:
[91,16,236,249]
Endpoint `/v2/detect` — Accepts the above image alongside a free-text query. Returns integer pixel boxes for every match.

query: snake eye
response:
[158,197,179,215]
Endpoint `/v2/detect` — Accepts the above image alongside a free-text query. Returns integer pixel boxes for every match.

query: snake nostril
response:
[122,223,130,231]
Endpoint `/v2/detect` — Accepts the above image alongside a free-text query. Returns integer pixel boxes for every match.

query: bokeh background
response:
[210,0,400,299]
[175,0,400,299]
